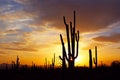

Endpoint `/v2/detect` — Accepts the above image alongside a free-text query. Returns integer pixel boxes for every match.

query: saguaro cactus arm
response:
[63,16,67,25]
[74,11,76,29]
[63,16,71,56]
[93,57,96,64]
[60,34,64,45]
[70,21,73,48]
[59,56,63,60]
[59,34,64,60]
[74,31,79,59]
[59,34,69,61]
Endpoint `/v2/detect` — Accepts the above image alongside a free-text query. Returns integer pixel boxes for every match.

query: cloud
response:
[0,10,33,21]
[93,33,120,43]
[1,0,120,33]
[1,0,120,53]
[0,51,7,54]
[14,0,120,33]
[117,47,120,49]
[0,42,38,52]
[5,47,37,52]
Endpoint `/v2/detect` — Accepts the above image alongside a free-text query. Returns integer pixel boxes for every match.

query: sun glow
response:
[75,49,89,67]
[50,40,90,67]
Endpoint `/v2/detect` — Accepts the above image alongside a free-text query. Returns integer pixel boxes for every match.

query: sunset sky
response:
[0,0,120,67]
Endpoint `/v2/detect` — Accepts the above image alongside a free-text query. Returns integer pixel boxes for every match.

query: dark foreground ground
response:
[0,66,120,80]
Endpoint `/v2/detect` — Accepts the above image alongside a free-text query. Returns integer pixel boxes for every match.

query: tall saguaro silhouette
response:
[93,46,98,68]
[89,49,93,70]
[59,11,79,69]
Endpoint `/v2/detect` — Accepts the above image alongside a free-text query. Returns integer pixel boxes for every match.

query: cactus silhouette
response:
[44,58,48,69]
[32,62,36,70]
[51,53,55,69]
[16,56,20,69]
[93,46,98,68]
[11,56,20,69]
[59,11,79,69]
[59,34,67,69]
[11,61,15,69]
[89,49,92,70]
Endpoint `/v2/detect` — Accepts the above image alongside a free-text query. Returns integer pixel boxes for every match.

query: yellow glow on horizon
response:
[48,41,90,67]
[0,32,120,68]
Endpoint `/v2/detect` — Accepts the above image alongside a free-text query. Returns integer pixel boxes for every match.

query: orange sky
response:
[0,0,120,67]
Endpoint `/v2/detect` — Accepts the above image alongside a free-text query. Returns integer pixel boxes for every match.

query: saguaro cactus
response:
[16,56,20,69]
[59,11,79,69]
[44,58,48,69]
[89,49,92,70]
[93,46,98,68]
[59,34,67,69]
[52,53,55,69]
